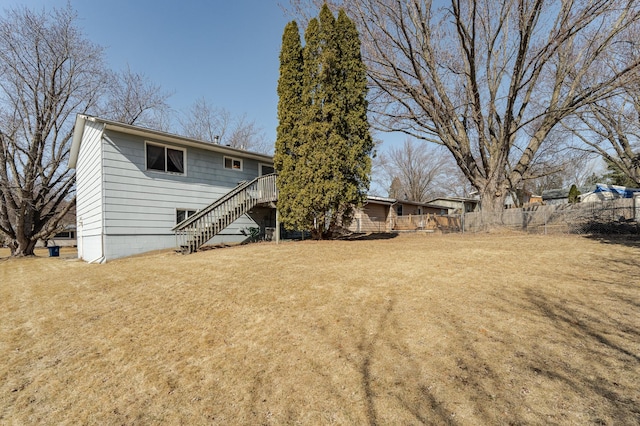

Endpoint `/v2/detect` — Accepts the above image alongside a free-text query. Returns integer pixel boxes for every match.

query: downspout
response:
[389,201,398,232]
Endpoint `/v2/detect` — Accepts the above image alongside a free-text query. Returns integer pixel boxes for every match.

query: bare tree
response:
[509,127,599,193]
[0,5,109,256]
[566,93,640,186]
[102,65,173,130]
[0,5,171,256]
[179,98,272,154]
[379,138,456,201]
[225,113,272,154]
[179,97,231,143]
[290,0,640,211]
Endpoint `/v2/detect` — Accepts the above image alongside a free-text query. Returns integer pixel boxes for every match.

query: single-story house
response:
[68,115,276,263]
[426,196,480,214]
[37,225,77,248]
[349,196,451,233]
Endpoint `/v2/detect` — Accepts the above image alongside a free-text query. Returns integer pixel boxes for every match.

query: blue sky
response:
[3,0,404,194]
[4,0,293,145]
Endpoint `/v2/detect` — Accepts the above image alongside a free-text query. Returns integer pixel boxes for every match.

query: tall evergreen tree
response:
[275,5,373,238]
[274,21,305,230]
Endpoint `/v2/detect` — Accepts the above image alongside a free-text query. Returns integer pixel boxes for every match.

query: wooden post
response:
[275,209,280,244]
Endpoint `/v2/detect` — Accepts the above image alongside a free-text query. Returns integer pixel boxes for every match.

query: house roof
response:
[68,114,274,169]
[426,196,479,204]
[541,185,596,200]
[365,195,396,205]
[365,196,449,210]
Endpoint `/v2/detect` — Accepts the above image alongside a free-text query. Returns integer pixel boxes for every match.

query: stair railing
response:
[173,173,277,253]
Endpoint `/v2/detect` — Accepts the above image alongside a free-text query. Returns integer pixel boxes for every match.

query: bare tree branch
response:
[288,0,640,211]
[101,65,173,130]
[0,4,108,255]
[179,98,272,154]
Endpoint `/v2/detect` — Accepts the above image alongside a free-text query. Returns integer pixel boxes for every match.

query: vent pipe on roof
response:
[214,135,220,144]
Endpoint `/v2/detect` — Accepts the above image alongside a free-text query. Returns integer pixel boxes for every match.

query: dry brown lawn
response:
[1,233,639,425]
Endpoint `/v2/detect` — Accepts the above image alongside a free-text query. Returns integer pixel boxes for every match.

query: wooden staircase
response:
[173,174,277,253]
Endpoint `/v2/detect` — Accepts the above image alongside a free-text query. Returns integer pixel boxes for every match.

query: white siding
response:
[99,131,263,260]
[75,120,104,261]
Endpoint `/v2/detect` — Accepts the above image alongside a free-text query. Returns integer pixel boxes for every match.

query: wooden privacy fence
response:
[393,214,461,232]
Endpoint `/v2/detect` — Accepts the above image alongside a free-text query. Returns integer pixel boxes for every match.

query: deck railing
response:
[173,173,277,253]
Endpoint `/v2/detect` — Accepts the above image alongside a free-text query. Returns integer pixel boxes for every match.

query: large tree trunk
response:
[9,238,38,257]
[480,194,506,214]
[478,179,507,214]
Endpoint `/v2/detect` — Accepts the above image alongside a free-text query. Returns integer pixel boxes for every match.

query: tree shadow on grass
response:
[523,287,640,424]
[240,249,639,424]
[307,277,640,424]
[584,233,640,249]
[309,298,513,425]
[339,232,399,241]
[579,218,640,248]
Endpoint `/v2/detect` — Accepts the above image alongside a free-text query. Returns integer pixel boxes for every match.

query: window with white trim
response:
[146,142,185,174]
[176,209,197,224]
[224,156,243,171]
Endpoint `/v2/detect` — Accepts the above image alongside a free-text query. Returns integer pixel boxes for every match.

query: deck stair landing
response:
[173,173,277,253]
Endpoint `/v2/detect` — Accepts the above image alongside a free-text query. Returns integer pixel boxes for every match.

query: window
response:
[146,143,185,174]
[260,164,275,175]
[397,205,403,216]
[54,231,75,239]
[176,209,197,224]
[224,156,242,171]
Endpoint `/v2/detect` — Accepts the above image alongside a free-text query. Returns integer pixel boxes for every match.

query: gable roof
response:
[68,114,273,169]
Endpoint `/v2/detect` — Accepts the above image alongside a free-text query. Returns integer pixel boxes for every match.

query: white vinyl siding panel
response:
[75,120,104,261]
[101,131,263,238]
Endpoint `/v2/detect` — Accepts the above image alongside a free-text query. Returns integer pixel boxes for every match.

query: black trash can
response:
[48,246,60,257]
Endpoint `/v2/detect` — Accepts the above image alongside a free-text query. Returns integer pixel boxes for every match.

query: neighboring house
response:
[426,197,480,214]
[36,225,77,248]
[542,186,596,205]
[504,189,542,209]
[68,115,275,263]
[528,194,543,205]
[579,183,640,203]
[349,196,450,233]
[36,205,77,247]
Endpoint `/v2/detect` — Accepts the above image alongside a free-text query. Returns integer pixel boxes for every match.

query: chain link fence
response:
[351,196,639,236]
[459,198,639,235]
[364,197,640,235]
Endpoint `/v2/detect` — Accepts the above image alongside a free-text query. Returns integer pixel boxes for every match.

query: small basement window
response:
[146,142,185,174]
[176,209,197,224]
[224,156,243,171]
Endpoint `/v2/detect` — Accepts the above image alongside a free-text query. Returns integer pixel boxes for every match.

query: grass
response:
[1,233,639,425]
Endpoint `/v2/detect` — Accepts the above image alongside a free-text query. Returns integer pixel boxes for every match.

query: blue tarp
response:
[594,184,640,198]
